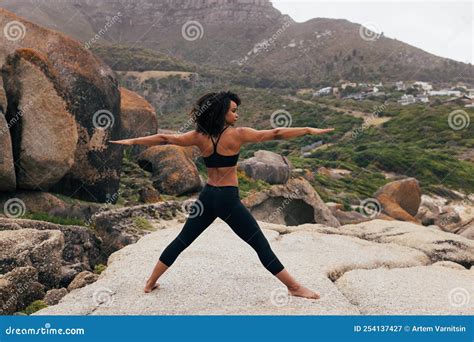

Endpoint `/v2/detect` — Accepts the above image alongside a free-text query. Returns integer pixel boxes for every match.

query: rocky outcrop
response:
[2,48,78,189]
[90,201,186,254]
[374,178,421,224]
[0,228,64,288]
[0,77,6,113]
[0,217,104,273]
[0,8,122,202]
[0,266,45,315]
[67,271,99,291]
[278,219,474,268]
[0,110,15,191]
[242,177,341,227]
[137,145,202,196]
[43,288,68,306]
[415,194,470,236]
[336,265,473,315]
[119,87,157,158]
[32,218,473,315]
[237,150,292,184]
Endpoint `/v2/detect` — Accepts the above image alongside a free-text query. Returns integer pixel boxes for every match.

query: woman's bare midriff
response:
[206,166,239,186]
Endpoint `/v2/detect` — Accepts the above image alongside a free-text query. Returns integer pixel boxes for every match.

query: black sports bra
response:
[202,125,239,168]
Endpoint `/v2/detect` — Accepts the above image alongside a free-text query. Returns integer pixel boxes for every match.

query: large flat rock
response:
[33,219,473,315]
[336,265,474,315]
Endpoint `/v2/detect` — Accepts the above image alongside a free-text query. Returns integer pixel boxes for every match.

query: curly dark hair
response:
[189,91,241,137]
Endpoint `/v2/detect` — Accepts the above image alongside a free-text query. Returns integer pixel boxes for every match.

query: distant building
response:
[398,94,415,105]
[415,94,429,103]
[395,81,406,91]
[428,89,462,96]
[413,81,433,92]
[313,87,332,96]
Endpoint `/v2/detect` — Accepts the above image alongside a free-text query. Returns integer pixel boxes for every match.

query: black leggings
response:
[159,183,285,275]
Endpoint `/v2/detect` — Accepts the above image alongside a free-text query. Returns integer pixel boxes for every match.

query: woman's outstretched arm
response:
[108,130,197,146]
[236,127,334,144]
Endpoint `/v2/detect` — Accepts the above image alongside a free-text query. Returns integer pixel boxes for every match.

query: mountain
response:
[1,0,472,86]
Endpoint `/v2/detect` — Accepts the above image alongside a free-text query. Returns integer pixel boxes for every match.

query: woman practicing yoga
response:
[109,91,334,300]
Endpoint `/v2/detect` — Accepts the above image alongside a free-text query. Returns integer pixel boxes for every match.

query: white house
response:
[395,81,406,91]
[398,94,415,105]
[428,89,462,96]
[313,87,332,96]
[415,94,429,103]
[413,81,433,92]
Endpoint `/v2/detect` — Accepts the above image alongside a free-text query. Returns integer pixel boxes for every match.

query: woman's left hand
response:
[108,139,135,145]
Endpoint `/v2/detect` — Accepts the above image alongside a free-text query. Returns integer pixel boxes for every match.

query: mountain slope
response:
[1,0,472,86]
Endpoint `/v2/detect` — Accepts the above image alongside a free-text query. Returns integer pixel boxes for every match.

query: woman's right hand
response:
[308,127,335,135]
[108,139,135,145]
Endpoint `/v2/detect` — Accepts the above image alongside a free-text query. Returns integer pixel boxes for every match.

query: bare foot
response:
[288,284,320,300]
[144,281,160,293]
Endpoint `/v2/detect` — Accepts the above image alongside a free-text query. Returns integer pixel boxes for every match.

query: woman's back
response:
[198,126,240,187]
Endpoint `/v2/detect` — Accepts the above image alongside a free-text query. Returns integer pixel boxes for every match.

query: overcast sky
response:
[271,0,472,64]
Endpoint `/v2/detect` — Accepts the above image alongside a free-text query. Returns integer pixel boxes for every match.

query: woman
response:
[109,91,334,300]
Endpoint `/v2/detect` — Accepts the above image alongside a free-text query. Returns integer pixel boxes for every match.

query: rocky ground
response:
[33,218,473,315]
